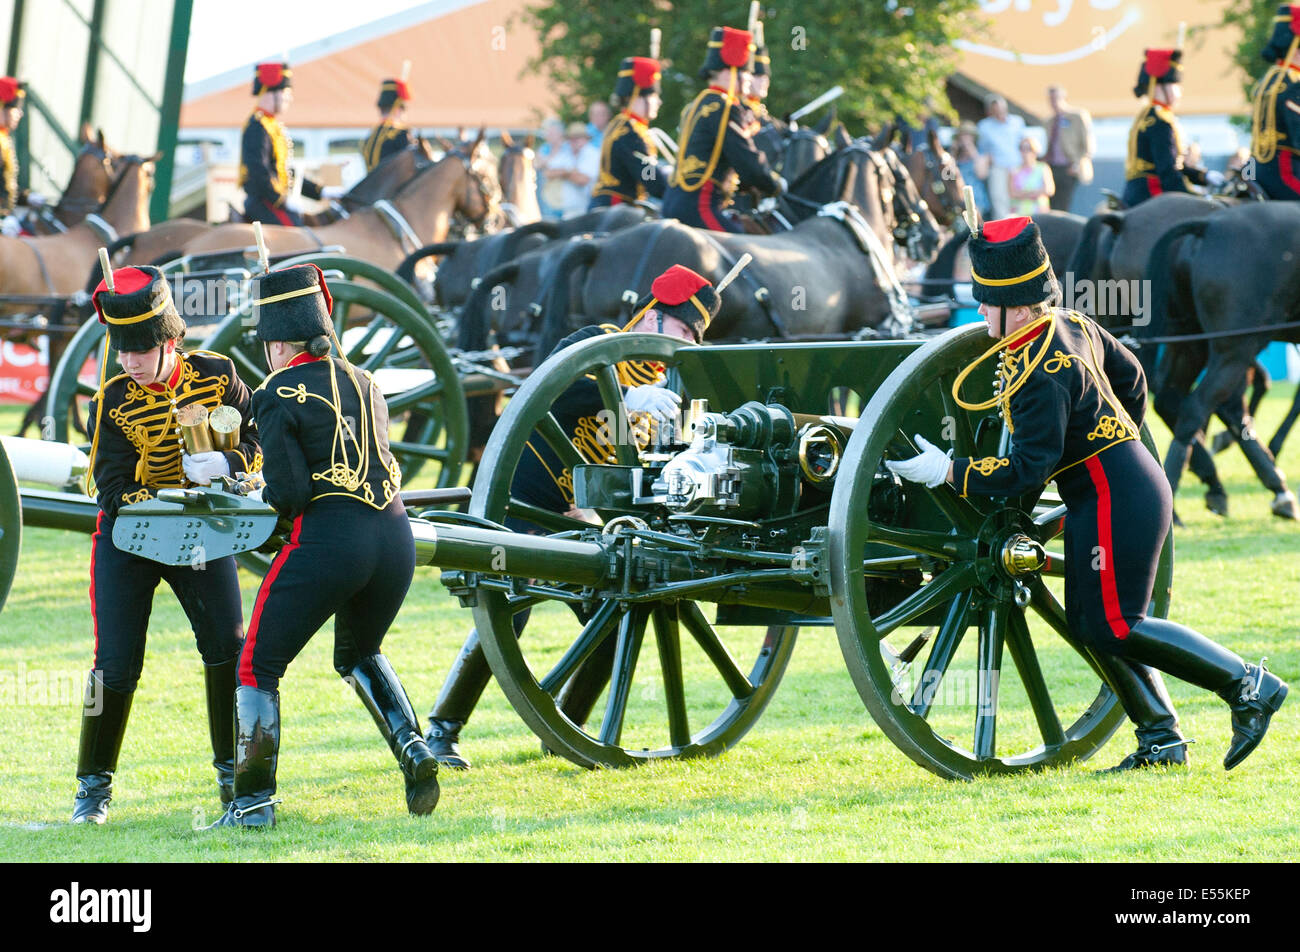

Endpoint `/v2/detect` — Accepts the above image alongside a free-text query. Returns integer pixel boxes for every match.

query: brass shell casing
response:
[176,403,213,455]
[209,405,242,452]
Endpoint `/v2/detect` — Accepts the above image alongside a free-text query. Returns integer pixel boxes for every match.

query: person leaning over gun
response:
[75,264,262,824]
[886,215,1287,772]
[425,265,720,769]
[209,264,439,828]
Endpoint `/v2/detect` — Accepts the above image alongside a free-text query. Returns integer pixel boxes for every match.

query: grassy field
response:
[0,388,1297,862]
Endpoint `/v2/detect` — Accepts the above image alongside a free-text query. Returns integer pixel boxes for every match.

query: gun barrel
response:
[412,521,610,587]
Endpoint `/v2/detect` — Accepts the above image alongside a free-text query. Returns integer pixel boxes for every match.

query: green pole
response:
[150,0,193,223]
[79,0,106,129]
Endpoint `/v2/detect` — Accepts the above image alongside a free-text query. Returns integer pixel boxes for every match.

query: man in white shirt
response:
[544,122,600,217]
[976,95,1026,218]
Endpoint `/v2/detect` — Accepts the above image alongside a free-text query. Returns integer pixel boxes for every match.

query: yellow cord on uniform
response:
[951,311,1056,412]
[1252,36,1300,164]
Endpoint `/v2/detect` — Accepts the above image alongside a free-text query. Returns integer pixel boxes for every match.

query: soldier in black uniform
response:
[1122,48,1216,207]
[361,77,416,173]
[741,26,787,164]
[590,56,672,209]
[0,77,25,221]
[240,63,336,226]
[426,265,720,769]
[210,264,439,827]
[661,26,785,233]
[74,266,262,823]
[887,217,1288,771]
[1250,5,1300,200]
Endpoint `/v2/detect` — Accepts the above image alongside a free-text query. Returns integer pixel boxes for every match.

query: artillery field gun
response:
[2,322,1174,781]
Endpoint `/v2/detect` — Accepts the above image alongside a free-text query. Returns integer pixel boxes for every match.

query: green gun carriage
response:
[2,325,1174,780]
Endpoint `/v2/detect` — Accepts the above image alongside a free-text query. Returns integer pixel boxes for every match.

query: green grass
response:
[0,389,1297,862]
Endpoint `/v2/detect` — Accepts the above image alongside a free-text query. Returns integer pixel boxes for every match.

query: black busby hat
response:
[968,217,1060,308]
[1262,5,1300,63]
[1132,48,1182,98]
[377,78,412,112]
[627,265,720,343]
[699,26,754,80]
[251,264,334,343]
[613,57,661,102]
[253,62,292,96]
[0,76,24,108]
[92,266,185,352]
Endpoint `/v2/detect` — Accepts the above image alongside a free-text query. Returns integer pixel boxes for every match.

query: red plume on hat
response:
[720,27,754,68]
[0,76,23,106]
[652,265,710,304]
[1144,49,1175,78]
[253,62,292,96]
[631,57,660,90]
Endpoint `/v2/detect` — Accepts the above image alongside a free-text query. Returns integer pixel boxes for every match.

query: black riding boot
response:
[71,672,133,824]
[1094,654,1190,770]
[204,659,237,806]
[1119,618,1289,769]
[349,654,440,815]
[208,686,280,828]
[425,629,494,770]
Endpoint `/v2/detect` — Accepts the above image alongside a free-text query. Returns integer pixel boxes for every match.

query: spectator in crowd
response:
[587,100,611,149]
[976,95,1025,218]
[1045,85,1094,213]
[1010,135,1055,215]
[952,121,991,218]
[533,117,567,219]
[544,122,600,218]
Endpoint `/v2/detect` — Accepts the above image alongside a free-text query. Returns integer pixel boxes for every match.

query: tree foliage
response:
[518,1,981,136]
[1215,0,1286,107]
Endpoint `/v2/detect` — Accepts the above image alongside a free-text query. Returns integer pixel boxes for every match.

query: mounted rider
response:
[661,26,785,233]
[0,77,45,236]
[740,24,788,166]
[240,63,341,226]
[589,56,672,209]
[1122,47,1217,207]
[362,75,416,173]
[1249,4,1300,199]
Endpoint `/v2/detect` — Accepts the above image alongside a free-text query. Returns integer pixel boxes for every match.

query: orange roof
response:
[180,0,552,129]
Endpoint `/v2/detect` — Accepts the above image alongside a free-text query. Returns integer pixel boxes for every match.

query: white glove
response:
[247,487,265,502]
[1205,170,1226,188]
[624,385,682,425]
[183,451,231,485]
[1,215,20,237]
[776,175,789,195]
[321,185,347,200]
[25,192,46,208]
[885,434,953,489]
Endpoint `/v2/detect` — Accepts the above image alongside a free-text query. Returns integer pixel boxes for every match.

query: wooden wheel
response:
[0,439,18,615]
[828,325,1172,780]
[469,332,797,768]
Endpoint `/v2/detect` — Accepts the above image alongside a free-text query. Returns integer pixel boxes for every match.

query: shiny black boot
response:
[71,672,133,824]
[425,629,492,770]
[1121,618,1288,769]
[349,654,440,815]
[204,659,237,806]
[208,686,279,829]
[1094,655,1191,771]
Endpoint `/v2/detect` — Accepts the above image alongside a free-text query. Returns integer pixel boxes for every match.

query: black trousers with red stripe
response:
[1057,442,1172,655]
[1255,153,1300,200]
[238,497,415,691]
[242,197,303,227]
[662,182,746,233]
[90,513,245,693]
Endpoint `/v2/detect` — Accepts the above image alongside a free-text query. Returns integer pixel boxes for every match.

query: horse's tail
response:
[534,239,602,366]
[396,241,462,286]
[1064,211,1124,284]
[457,260,520,352]
[1146,219,1208,342]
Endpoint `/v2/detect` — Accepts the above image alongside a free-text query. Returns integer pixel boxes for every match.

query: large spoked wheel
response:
[471,332,797,768]
[201,277,468,489]
[829,324,1173,780]
[45,313,116,446]
[0,439,19,615]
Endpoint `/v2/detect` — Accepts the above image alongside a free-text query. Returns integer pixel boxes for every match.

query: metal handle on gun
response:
[789,86,845,123]
[716,253,753,296]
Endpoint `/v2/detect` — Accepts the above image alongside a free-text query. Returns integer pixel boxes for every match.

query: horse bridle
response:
[449,145,502,229]
[52,142,115,217]
[914,144,962,221]
[876,147,934,260]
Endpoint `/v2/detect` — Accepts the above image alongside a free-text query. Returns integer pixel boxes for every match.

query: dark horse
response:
[1145,202,1300,519]
[877,122,966,230]
[1069,192,1290,516]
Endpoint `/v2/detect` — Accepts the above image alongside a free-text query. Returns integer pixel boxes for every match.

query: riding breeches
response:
[89,512,245,692]
[238,497,416,691]
[662,182,746,233]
